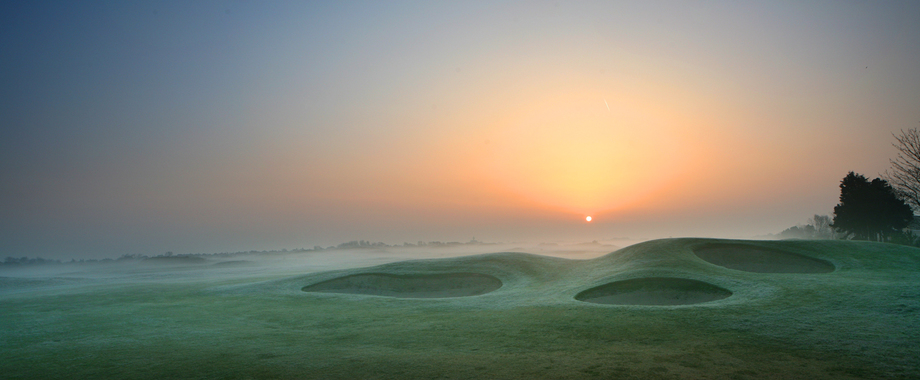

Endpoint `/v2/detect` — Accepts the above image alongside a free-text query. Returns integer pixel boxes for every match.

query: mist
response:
[6,3,920,378]
[3,1,920,260]
[0,239,627,287]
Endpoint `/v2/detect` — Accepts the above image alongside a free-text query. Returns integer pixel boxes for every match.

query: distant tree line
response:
[832,172,913,242]
[777,215,836,240]
[782,173,916,245]
[781,128,920,246]
[3,257,63,265]
[1,238,491,267]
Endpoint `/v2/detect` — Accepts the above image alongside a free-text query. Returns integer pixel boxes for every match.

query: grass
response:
[1,238,919,379]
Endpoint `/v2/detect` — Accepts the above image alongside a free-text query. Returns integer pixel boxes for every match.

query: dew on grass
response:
[693,244,835,273]
[301,272,502,298]
[575,277,732,306]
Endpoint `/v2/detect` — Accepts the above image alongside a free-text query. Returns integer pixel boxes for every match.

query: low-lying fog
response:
[0,239,637,291]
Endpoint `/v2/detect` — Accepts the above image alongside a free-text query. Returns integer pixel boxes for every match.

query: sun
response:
[586,216,592,222]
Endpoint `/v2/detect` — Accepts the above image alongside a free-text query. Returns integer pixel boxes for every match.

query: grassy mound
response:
[301,272,502,298]
[575,277,732,305]
[3,238,919,379]
[693,243,835,273]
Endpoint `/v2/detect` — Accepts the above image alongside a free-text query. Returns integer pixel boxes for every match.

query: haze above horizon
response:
[2,1,919,259]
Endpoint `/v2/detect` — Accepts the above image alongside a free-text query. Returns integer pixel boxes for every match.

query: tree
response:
[832,172,913,241]
[809,214,835,239]
[886,128,920,212]
[776,215,836,240]
[778,225,816,239]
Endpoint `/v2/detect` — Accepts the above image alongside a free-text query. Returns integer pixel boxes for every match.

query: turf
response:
[693,244,836,273]
[2,238,919,379]
[301,272,503,298]
[574,277,733,305]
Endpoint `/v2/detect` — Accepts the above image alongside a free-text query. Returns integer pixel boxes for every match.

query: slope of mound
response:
[301,272,502,298]
[212,260,253,267]
[7,239,920,379]
[575,277,732,306]
[693,244,835,273]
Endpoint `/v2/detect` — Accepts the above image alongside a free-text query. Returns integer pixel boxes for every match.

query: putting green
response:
[301,272,502,298]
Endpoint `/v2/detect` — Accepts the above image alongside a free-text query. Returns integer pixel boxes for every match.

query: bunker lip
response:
[575,277,732,306]
[693,244,835,273]
[301,272,502,298]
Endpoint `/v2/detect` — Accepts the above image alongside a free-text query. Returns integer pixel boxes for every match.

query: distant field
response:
[2,238,918,379]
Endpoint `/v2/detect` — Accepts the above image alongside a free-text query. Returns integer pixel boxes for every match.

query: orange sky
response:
[2,1,920,258]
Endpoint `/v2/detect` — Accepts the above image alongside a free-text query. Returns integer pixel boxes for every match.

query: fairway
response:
[2,238,919,379]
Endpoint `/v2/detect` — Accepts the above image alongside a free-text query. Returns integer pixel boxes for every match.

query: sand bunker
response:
[575,277,732,306]
[693,245,835,273]
[301,273,502,298]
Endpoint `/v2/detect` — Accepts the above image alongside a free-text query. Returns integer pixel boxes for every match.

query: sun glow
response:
[483,92,695,214]
[586,216,592,222]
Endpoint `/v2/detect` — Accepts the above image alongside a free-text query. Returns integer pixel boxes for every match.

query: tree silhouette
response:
[809,214,835,239]
[832,172,913,241]
[886,128,920,212]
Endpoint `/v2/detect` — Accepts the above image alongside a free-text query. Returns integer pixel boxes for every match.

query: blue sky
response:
[2,1,919,259]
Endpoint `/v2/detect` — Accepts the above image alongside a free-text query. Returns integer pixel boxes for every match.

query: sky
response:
[2,1,920,259]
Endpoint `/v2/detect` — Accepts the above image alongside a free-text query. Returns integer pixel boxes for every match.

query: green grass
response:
[2,238,919,379]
